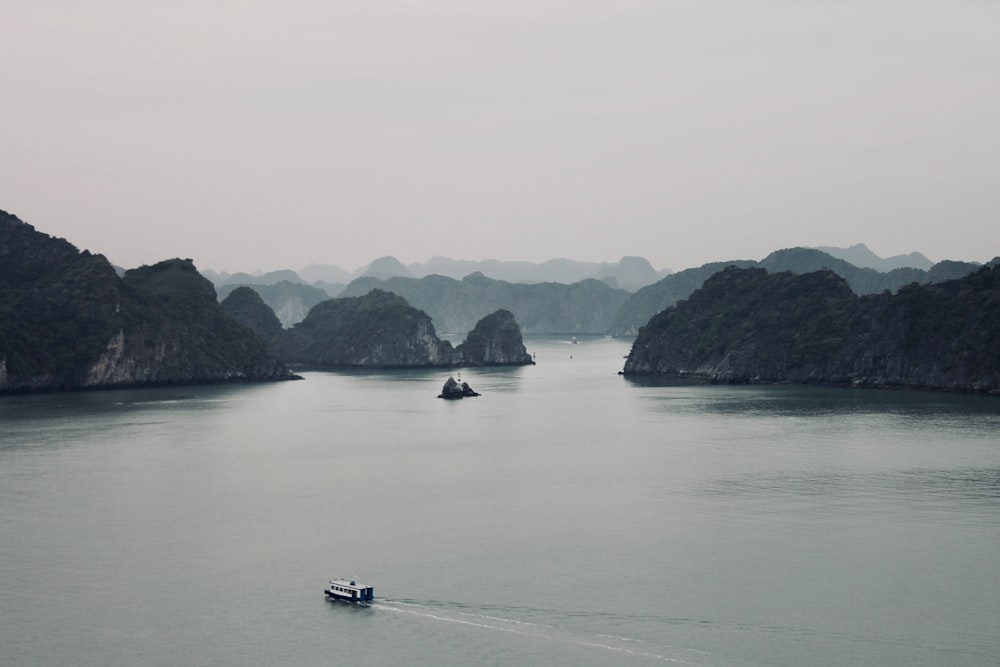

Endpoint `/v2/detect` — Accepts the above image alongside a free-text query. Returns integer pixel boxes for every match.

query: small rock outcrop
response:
[438,376,480,399]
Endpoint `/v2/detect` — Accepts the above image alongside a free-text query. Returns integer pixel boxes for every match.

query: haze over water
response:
[2,336,998,666]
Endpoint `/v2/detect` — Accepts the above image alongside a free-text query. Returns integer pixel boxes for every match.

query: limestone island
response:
[273,290,535,369]
[622,265,1000,394]
[0,210,299,395]
[438,376,481,399]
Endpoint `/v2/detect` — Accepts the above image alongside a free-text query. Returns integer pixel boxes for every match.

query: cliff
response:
[274,289,456,367]
[273,290,534,368]
[0,210,297,394]
[623,265,1000,394]
[454,309,534,365]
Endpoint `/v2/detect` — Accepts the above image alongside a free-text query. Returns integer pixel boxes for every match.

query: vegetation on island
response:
[623,265,1000,394]
[272,289,533,368]
[0,210,296,394]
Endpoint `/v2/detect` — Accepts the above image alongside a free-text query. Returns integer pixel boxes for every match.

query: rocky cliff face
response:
[274,289,455,367]
[273,290,534,368]
[0,210,297,394]
[455,309,534,365]
[623,265,1000,394]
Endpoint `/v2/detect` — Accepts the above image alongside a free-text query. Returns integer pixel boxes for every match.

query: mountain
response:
[363,256,414,280]
[608,248,984,336]
[593,256,663,292]
[623,265,1000,394]
[272,289,533,368]
[220,286,284,343]
[455,309,534,366]
[310,280,346,298]
[608,260,759,336]
[0,210,297,394]
[814,243,934,271]
[220,269,306,287]
[407,256,668,289]
[338,272,631,335]
[216,280,330,328]
[299,262,353,284]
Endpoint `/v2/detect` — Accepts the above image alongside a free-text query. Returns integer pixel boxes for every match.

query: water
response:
[1,336,998,666]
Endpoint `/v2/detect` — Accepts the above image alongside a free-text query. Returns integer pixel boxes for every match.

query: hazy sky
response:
[4,1,998,273]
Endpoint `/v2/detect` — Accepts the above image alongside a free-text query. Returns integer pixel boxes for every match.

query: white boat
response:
[324,578,374,604]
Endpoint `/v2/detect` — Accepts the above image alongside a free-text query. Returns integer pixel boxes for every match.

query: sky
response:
[3,0,999,274]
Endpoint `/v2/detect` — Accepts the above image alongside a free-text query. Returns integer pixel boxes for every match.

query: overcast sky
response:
[3,1,998,273]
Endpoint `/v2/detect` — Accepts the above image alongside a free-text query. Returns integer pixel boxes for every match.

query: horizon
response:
[3,206,978,277]
[2,208,983,276]
[4,2,999,273]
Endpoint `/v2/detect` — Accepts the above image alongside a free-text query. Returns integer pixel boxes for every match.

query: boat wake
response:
[373,599,710,664]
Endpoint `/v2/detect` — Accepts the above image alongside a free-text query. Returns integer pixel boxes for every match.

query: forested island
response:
[271,290,533,368]
[0,211,297,393]
[623,266,1000,394]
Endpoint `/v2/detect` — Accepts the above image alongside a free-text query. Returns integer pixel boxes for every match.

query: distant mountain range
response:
[207,244,938,294]
[204,246,991,337]
[339,273,632,335]
[813,243,934,272]
[206,255,669,294]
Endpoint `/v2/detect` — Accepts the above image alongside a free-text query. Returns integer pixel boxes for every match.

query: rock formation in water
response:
[273,289,535,368]
[623,265,1000,394]
[454,309,534,366]
[438,376,480,399]
[0,210,298,394]
[274,289,456,367]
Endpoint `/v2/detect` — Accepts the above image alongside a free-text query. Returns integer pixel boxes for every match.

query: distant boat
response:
[572,337,578,344]
[325,578,374,604]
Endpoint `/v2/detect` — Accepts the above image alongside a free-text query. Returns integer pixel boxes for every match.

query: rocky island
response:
[438,376,481,399]
[0,210,298,394]
[272,289,534,368]
[623,265,1000,394]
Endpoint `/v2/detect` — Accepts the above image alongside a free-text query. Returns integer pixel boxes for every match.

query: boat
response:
[325,578,374,604]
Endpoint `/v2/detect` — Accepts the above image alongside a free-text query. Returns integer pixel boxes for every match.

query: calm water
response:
[2,336,998,666]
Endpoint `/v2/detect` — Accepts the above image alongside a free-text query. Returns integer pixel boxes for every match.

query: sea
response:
[1,335,998,667]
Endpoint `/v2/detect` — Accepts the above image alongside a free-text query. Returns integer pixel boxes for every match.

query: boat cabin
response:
[325,578,374,603]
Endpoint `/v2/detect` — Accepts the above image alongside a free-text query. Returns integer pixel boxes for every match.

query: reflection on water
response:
[707,467,1000,508]
[627,376,1000,421]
